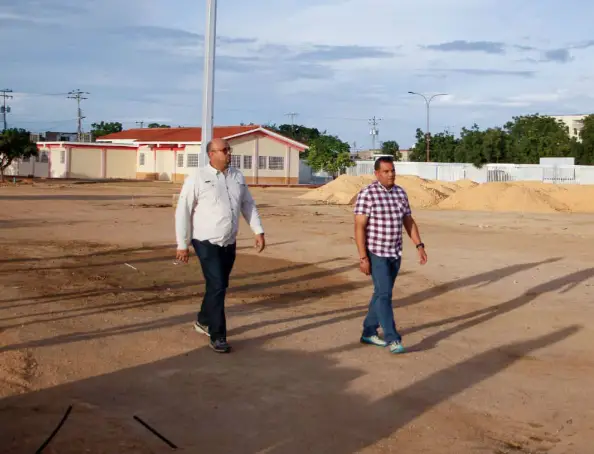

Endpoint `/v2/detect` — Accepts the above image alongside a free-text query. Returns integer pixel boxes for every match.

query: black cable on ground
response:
[35,404,73,453]
[133,415,178,449]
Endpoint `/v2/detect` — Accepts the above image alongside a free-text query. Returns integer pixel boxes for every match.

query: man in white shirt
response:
[175,138,265,353]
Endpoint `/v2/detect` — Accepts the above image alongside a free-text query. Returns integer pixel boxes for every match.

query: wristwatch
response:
[416,243,425,249]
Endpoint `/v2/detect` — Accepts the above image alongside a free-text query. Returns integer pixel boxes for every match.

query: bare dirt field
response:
[1,180,593,453]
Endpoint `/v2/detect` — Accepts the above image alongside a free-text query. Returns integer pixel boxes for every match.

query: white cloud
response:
[1,0,594,147]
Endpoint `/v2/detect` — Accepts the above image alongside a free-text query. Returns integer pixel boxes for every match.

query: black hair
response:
[374,155,394,171]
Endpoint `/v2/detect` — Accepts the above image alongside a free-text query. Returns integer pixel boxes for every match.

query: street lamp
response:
[408,91,447,162]
[200,0,218,166]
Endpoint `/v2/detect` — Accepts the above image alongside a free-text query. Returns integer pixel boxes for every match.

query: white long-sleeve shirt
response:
[175,164,264,249]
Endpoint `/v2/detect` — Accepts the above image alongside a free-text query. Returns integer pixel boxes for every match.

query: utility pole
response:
[368,116,382,151]
[285,112,298,126]
[68,89,89,141]
[1,89,13,131]
[408,91,447,162]
[136,121,144,128]
[285,112,298,135]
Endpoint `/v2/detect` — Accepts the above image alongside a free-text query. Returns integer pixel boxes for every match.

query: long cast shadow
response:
[0,276,368,333]
[0,306,368,353]
[406,267,594,352]
[0,322,580,453]
[0,256,353,308]
[396,257,562,308]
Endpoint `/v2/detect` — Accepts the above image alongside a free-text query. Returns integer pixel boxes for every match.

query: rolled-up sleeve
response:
[175,177,197,249]
[400,189,412,217]
[353,189,372,217]
[241,186,264,235]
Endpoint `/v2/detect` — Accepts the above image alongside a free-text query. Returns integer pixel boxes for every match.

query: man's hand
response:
[359,257,371,275]
[255,233,265,253]
[417,246,427,265]
[176,249,190,263]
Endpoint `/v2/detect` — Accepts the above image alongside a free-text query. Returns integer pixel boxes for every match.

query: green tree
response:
[410,113,578,166]
[577,115,594,165]
[148,123,170,128]
[0,128,38,181]
[408,128,427,162]
[454,124,486,166]
[305,134,354,178]
[266,123,322,146]
[503,114,572,163]
[381,140,401,161]
[91,121,123,140]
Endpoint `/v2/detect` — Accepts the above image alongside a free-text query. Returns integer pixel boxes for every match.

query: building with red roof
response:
[13,125,309,184]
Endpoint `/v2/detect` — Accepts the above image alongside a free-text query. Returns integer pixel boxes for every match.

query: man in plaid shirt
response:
[354,156,427,354]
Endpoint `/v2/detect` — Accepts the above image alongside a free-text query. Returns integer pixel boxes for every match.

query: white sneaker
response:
[388,341,405,354]
[360,335,388,347]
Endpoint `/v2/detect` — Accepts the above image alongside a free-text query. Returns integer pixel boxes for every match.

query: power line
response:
[368,116,382,151]
[1,89,13,131]
[136,121,144,128]
[285,112,298,135]
[285,112,298,125]
[67,89,89,141]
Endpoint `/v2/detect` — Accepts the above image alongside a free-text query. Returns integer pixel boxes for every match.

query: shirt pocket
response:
[199,179,219,203]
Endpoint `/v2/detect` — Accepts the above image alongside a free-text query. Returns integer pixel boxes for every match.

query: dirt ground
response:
[1,180,593,453]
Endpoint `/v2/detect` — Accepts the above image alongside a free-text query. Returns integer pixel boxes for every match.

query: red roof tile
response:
[97,125,261,142]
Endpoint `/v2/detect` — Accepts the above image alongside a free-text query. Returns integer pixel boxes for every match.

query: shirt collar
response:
[207,164,229,176]
[375,180,395,192]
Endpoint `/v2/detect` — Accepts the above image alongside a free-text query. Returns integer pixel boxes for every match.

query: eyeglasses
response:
[210,147,231,153]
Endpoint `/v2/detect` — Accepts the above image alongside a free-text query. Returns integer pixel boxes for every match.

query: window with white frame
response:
[268,156,284,170]
[40,151,48,163]
[243,155,252,170]
[60,149,65,164]
[187,154,199,167]
[230,155,241,168]
[177,153,184,167]
[139,153,145,166]
[258,156,267,169]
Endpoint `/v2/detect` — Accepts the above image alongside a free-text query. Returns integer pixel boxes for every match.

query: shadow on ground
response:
[0,240,589,452]
[0,324,580,453]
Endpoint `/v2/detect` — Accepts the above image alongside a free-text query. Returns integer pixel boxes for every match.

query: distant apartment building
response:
[550,114,588,140]
[29,131,92,142]
[352,149,410,161]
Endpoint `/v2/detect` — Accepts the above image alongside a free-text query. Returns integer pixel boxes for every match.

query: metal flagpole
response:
[199,0,217,167]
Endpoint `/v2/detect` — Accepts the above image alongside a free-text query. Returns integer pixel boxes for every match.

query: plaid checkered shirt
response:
[353,181,412,258]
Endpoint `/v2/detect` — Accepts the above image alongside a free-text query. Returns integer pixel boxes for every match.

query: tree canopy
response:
[0,128,38,181]
[380,140,401,161]
[266,123,322,146]
[91,121,122,140]
[410,114,594,166]
[303,133,354,177]
[266,123,353,176]
[148,123,170,128]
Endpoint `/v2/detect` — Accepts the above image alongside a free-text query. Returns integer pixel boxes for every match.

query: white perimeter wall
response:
[345,161,594,185]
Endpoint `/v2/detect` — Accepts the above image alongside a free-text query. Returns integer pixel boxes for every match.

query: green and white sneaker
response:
[388,341,405,354]
[360,335,388,347]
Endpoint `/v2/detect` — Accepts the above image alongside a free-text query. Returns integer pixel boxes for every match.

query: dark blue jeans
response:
[362,252,402,343]
[192,239,236,341]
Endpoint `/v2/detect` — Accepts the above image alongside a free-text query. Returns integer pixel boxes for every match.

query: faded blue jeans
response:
[362,252,402,343]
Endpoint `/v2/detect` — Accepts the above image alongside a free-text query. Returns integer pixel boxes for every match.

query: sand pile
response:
[298,174,455,208]
[299,174,594,214]
[438,181,594,213]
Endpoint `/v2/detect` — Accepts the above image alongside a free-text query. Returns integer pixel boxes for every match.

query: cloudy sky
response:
[1,0,593,148]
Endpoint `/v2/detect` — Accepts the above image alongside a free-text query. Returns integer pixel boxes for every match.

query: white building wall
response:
[347,160,594,185]
[49,147,68,178]
[550,114,587,140]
